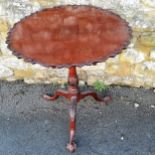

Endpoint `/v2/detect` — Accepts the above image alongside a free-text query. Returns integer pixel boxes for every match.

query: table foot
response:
[66,142,77,153]
[43,90,69,101]
[79,91,112,105]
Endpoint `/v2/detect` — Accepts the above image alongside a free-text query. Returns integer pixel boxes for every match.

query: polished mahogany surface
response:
[7,5,132,68]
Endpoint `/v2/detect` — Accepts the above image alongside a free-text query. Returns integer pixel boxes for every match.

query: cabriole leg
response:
[66,96,77,153]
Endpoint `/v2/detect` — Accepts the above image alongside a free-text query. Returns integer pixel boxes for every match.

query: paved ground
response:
[0,81,155,155]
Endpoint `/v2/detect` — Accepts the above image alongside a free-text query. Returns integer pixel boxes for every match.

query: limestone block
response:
[82,62,106,70]
[0,65,13,78]
[105,64,120,75]
[35,0,59,7]
[24,76,66,84]
[143,61,155,71]
[0,41,12,55]
[135,39,152,56]
[119,48,145,63]
[134,64,155,86]
[102,75,123,85]
[87,75,106,85]
[6,77,16,82]
[78,69,88,81]
[131,14,155,31]
[30,63,46,70]
[23,68,67,84]
[0,19,9,32]
[105,62,134,77]
[105,56,120,65]
[138,33,155,47]
[143,76,154,88]
[0,56,29,70]
[14,69,34,79]
[0,0,40,24]
[133,77,145,87]
[55,68,68,78]
[26,70,51,83]
[134,64,146,77]
[0,19,9,39]
[150,49,155,59]
[141,0,155,9]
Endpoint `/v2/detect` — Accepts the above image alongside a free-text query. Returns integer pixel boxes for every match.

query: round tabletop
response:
[7,5,132,68]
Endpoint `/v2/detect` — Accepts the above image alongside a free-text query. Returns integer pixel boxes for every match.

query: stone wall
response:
[0,0,155,88]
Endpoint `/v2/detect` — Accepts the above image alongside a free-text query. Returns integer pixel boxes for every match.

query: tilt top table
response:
[7,5,132,152]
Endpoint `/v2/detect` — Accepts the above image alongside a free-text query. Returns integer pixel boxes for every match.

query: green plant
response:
[93,80,109,92]
[63,82,68,88]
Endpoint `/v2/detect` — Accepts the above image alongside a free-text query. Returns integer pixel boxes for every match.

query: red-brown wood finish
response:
[43,66,111,152]
[7,5,132,153]
[7,5,131,68]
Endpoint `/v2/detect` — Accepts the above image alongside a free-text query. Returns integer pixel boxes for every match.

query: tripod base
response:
[43,90,111,104]
[43,67,111,152]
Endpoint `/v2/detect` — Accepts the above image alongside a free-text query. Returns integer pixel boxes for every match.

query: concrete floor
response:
[0,81,155,155]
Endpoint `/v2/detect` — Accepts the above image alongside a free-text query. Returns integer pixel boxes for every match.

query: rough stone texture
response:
[0,0,155,88]
[0,65,13,78]
[150,50,155,60]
